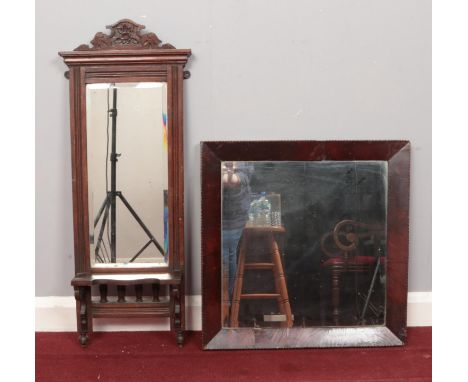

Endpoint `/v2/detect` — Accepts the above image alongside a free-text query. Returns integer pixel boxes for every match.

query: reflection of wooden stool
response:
[230,225,293,328]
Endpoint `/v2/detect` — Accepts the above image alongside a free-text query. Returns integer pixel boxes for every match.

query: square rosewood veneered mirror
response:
[59,20,191,346]
[201,141,410,349]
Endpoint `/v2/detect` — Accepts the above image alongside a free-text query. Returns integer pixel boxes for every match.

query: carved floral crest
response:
[75,19,175,51]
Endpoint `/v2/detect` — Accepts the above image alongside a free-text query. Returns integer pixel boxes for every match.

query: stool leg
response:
[269,234,285,323]
[331,268,341,325]
[222,267,230,327]
[319,271,327,325]
[270,233,293,328]
[230,236,246,327]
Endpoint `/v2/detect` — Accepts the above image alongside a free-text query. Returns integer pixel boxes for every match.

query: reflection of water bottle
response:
[248,198,258,223]
[271,211,281,227]
[257,192,271,226]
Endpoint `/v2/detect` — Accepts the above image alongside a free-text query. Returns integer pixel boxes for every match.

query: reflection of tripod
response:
[94,86,165,263]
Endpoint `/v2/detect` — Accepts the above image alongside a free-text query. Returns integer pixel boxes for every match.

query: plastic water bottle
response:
[271,211,281,227]
[257,192,271,226]
[248,198,258,223]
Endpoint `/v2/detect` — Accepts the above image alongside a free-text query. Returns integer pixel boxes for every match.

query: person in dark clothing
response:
[222,161,254,299]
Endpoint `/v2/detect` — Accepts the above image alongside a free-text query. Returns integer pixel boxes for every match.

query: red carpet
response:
[36,327,431,381]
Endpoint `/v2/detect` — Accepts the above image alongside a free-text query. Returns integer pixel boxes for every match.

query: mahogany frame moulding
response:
[59,20,191,346]
[201,140,410,350]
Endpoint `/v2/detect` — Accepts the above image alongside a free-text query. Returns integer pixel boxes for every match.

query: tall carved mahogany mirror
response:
[59,20,191,346]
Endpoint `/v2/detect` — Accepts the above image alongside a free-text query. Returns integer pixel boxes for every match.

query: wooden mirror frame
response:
[59,19,191,346]
[201,140,410,349]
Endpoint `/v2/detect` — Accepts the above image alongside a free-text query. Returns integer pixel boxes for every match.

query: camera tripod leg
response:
[93,193,110,228]
[117,192,165,257]
[129,239,153,263]
[95,202,110,262]
[359,256,381,323]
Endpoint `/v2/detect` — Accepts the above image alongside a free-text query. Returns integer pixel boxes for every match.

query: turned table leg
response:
[74,286,91,346]
[170,285,184,347]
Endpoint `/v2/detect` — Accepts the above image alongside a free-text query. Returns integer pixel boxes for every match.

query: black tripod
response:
[93,86,165,263]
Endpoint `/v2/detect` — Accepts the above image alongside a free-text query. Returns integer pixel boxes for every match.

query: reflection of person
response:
[222,162,254,299]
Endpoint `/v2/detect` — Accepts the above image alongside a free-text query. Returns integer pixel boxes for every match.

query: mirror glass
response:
[221,161,387,328]
[86,82,169,267]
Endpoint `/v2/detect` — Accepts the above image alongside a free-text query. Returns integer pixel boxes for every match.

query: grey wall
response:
[36,0,431,296]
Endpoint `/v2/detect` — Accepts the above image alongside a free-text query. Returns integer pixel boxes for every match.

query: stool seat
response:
[322,255,377,267]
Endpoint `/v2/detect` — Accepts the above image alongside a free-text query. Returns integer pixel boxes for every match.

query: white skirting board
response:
[35,292,431,332]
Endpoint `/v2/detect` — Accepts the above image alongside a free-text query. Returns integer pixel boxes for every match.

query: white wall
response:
[36,0,431,296]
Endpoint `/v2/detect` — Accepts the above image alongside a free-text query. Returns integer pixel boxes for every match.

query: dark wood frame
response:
[201,140,410,349]
[59,20,191,346]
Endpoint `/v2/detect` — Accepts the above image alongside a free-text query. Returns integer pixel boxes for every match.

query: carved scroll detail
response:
[74,19,176,51]
[333,220,384,252]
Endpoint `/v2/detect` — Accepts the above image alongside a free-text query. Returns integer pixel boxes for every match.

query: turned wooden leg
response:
[179,281,186,347]
[152,283,160,302]
[230,237,247,328]
[222,267,230,327]
[319,271,327,325]
[331,269,341,325]
[117,285,126,303]
[176,330,184,346]
[99,284,108,303]
[270,233,293,328]
[74,286,91,346]
[135,284,143,302]
[170,285,184,347]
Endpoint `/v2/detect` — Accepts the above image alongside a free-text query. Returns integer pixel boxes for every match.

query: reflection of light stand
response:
[94,86,165,263]
[358,246,384,324]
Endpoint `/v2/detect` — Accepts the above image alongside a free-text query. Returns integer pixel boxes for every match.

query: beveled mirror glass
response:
[221,161,387,329]
[86,82,169,267]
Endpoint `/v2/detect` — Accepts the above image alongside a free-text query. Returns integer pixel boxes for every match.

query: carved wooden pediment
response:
[75,19,175,51]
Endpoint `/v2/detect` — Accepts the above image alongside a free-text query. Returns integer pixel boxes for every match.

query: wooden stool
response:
[230,225,293,328]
